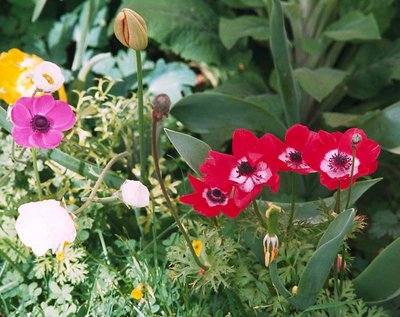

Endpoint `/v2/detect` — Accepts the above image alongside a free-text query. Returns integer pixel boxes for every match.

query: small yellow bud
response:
[192,240,202,257]
[114,8,148,51]
[291,285,298,295]
[131,283,144,300]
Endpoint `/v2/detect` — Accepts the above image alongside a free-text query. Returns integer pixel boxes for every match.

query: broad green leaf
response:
[31,0,47,22]
[346,40,400,99]
[291,209,356,310]
[322,112,359,128]
[294,68,348,102]
[0,107,124,189]
[164,128,211,175]
[213,72,268,98]
[339,0,395,33]
[146,59,196,104]
[222,0,264,8]
[122,0,246,66]
[270,0,300,126]
[219,16,269,50]
[354,101,400,154]
[273,178,381,220]
[353,236,400,303]
[171,93,287,145]
[324,11,381,42]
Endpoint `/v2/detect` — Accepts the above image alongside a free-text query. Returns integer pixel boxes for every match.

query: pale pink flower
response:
[11,94,75,149]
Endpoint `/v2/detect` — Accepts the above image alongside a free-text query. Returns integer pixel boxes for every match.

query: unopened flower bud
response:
[153,93,171,121]
[291,285,298,295]
[336,254,347,272]
[352,133,362,146]
[120,180,150,208]
[114,8,148,51]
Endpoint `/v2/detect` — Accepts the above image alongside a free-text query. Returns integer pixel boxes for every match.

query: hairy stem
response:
[151,118,208,270]
[74,152,129,214]
[31,148,43,200]
[287,172,297,233]
[252,200,268,229]
[345,148,357,209]
[135,50,146,182]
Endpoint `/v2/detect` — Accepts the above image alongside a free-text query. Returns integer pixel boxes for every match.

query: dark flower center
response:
[206,188,227,204]
[328,152,351,172]
[237,161,254,176]
[31,115,51,133]
[288,151,302,163]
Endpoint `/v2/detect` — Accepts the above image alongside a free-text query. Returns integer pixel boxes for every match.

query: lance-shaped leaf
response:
[164,128,211,175]
[294,68,348,102]
[269,0,300,126]
[353,236,400,303]
[291,209,356,310]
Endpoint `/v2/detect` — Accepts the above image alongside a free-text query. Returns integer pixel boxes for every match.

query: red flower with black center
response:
[268,124,316,174]
[200,129,280,208]
[302,128,380,190]
[179,174,241,218]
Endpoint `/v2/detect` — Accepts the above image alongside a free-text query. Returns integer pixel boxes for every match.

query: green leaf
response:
[0,107,124,189]
[171,92,287,145]
[146,59,196,104]
[222,0,264,8]
[273,178,381,221]
[294,68,348,102]
[31,0,47,22]
[164,128,211,175]
[353,236,400,303]
[291,209,356,310]
[354,101,400,154]
[122,0,241,66]
[322,112,359,128]
[219,16,269,50]
[269,0,300,126]
[324,11,381,41]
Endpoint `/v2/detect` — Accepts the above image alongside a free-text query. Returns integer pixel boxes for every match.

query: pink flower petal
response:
[33,94,55,115]
[46,100,76,130]
[42,130,63,148]
[11,103,32,128]
[12,127,33,147]
[29,132,46,148]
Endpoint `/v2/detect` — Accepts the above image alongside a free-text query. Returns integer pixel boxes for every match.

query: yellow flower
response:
[0,48,67,105]
[192,240,202,257]
[56,251,65,261]
[131,283,144,300]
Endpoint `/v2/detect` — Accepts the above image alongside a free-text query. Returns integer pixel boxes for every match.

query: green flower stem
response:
[335,182,341,214]
[74,151,129,215]
[151,118,208,270]
[345,148,357,209]
[97,230,110,265]
[31,148,43,200]
[287,172,297,234]
[252,200,268,229]
[135,50,146,183]
[11,141,27,164]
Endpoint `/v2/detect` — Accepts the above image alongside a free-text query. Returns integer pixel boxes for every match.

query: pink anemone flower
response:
[11,94,76,149]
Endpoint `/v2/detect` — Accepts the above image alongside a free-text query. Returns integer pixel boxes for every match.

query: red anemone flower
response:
[303,128,380,190]
[268,124,316,174]
[179,174,241,218]
[200,129,280,208]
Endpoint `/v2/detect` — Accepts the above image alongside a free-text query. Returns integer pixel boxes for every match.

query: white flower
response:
[32,61,64,93]
[120,180,150,208]
[15,200,76,256]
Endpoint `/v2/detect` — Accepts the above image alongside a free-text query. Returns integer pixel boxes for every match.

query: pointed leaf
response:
[171,93,286,142]
[324,11,381,41]
[294,68,348,102]
[219,16,269,49]
[353,236,400,303]
[270,0,300,126]
[164,128,211,175]
[32,0,47,22]
[291,209,356,310]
